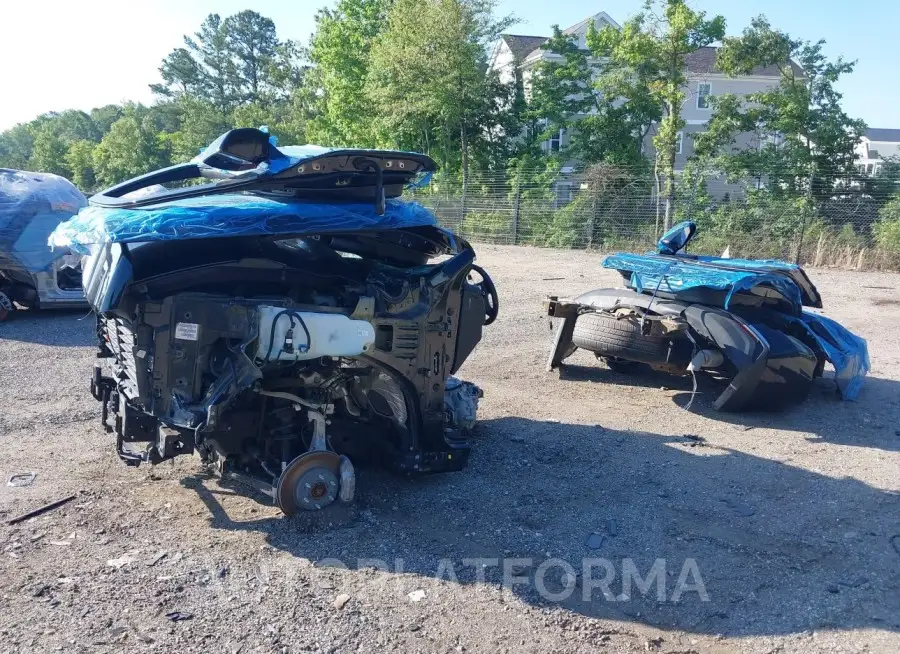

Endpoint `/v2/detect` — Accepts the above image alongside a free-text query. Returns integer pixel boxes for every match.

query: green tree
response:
[29,122,70,177]
[694,17,865,206]
[153,13,237,109]
[165,96,231,163]
[65,140,98,190]
[307,0,391,147]
[153,11,300,110]
[90,105,125,135]
[224,10,280,103]
[0,123,37,170]
[525,26,660,169]
[595,0,725,229]
[874,196,900,253]
[93,106,170,186]
[366,0,513,177]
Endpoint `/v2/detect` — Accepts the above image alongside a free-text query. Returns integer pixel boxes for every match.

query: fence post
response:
[460,169,468,228]
[512,176,521,245]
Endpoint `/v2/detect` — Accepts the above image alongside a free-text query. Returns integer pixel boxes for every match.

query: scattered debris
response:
[680,434,706,447]
[107,553,138,569]
[6,494,76,525]
[147,550,168,567]
[585,533,605,550]
[7,472,37,487]
[408,589,426,602]
[333,593,351,610]
[165,611,194,622]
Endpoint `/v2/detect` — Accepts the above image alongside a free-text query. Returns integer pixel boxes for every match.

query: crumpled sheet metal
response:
[603,252,804,314]
[0,169,87,272]
[48,194,439,252]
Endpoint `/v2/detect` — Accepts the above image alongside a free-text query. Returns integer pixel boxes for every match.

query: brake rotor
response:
[275,451,342,515]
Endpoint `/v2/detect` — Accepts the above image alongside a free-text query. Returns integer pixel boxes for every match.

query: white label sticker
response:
[174,322,199,341]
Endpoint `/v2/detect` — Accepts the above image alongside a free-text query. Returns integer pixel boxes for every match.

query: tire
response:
[572,312,668,364]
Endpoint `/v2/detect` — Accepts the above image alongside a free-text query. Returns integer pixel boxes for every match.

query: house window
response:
[546,128,564,152]
[675,131,684,155]
[697,83,712,109]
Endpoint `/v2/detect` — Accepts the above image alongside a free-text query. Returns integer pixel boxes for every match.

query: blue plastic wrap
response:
[603,252,803,313]
[0,169,87,272]
[798,312,870,400]
[49,194,438,252]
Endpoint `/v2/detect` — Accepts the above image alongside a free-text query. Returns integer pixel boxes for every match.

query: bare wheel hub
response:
[276,451,342,515]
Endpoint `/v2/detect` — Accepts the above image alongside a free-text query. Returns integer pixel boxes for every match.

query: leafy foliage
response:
[694,17,866,203]
[593,0,725,228]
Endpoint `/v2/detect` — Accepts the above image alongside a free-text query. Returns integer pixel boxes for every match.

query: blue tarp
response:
[1,169,87,272]
[603,252,804,314]
[798,311,870,401]
[49,194,439,253]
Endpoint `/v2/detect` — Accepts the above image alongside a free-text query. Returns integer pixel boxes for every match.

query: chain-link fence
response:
[408,167,900,270]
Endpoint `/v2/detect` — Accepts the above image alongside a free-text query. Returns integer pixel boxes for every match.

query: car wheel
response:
[572,312,668,364]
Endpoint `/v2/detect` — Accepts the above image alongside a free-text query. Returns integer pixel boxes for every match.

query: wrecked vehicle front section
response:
[54,128,497,515]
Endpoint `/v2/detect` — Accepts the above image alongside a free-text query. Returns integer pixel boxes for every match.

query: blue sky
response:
[3,0,897,131]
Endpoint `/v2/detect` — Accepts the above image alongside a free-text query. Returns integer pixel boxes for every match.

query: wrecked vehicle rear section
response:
[546,221,869,412]
[52,128,497,515]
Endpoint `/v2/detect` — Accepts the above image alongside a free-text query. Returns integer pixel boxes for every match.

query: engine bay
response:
[86,229,495,514]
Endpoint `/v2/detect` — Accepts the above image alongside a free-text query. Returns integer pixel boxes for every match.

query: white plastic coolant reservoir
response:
[255,306,376,362]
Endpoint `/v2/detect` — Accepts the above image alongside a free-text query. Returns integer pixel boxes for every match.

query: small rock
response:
[585,533,605,550]
[48,541,71,547]
[333,594,351,610]
[165,611,193,622]
[826,583,840,593]
[408,589,426,602]
[107,554,138,569]
[838,576,868,588]
[509,436,526,444]
[607,519,618,537]
[147,550,167,567]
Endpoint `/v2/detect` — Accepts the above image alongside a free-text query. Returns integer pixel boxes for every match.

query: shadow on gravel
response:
[184,416,900,639]
[671,373,900,453]
[561,358,900,453]
[0,309,94,347]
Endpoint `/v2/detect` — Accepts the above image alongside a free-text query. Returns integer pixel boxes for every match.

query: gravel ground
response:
[1,244,899,654]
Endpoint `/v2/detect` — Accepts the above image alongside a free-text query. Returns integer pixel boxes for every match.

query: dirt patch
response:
[1,245,898,653]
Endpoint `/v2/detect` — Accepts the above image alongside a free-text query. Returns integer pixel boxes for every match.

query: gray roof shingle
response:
[865,128,900,143]
[684,47,803,77]
[501,34,549,62]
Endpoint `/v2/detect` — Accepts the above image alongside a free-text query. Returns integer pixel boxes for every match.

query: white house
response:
[489,12,801,195]
[855,128,900,176]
